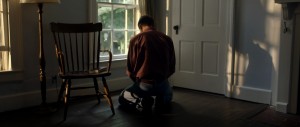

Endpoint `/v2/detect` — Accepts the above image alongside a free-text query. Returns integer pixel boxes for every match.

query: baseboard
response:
[231,85,272,104]
[275,102,288,113]
[0,90,47,113]
[0,77,131,113]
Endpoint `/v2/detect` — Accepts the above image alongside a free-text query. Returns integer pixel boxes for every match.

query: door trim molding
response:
[224,0,236,97]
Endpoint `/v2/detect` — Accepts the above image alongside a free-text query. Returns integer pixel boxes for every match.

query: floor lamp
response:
[20,0,60,109]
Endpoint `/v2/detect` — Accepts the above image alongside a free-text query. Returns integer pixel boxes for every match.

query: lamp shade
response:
[20,0,60,3]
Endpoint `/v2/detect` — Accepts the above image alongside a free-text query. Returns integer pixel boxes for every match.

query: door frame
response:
[288,5,300,114]
[169,0,235,96]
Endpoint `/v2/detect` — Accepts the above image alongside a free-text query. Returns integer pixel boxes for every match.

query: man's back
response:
[127,29,175,82]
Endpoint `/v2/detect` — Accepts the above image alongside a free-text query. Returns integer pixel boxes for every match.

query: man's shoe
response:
[141,96,154,115]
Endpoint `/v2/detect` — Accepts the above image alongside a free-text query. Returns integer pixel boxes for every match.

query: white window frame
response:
[89,0,140,61]
[0,0,10,71]
[0,0,23,82]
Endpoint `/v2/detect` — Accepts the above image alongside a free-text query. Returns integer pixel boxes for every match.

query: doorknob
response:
[173,25,179,34]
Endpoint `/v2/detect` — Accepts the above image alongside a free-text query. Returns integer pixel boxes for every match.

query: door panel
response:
[171,0,228,94]
[179,41,195,73]
[203,0,220,26]
[202,41,219,75]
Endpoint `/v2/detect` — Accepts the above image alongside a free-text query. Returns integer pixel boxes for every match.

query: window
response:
[92,0,140,60]
[0,0,22,82]
[0,0,10,71]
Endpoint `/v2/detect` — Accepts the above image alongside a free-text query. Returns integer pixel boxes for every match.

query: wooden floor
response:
[0,87,299,127]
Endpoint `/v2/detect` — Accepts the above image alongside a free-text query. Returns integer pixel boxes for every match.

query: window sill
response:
[0,70,23,82]
[99,58,127,69]
[111,58,127,68]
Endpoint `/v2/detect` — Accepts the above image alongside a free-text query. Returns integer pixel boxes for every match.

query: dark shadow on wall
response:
[243,42,275,90]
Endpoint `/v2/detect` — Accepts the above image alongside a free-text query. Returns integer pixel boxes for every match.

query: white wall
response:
[235,0,280,90]
[0,0,131,112]
[233,0,292,112]
[0,0,171,113]
[0,0,292,114]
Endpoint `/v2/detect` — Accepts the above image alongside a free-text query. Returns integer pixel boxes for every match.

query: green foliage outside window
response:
[97,0,137,56]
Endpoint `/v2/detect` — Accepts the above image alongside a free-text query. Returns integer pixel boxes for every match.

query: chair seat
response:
[59,68,111,79]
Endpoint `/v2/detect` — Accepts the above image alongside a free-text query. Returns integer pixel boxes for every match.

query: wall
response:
[0,0,131,112]
[233,0,299,113]
[232,0,282,105]
[233,0,296,113]
[1,0,290,114]
[0,0,169,113]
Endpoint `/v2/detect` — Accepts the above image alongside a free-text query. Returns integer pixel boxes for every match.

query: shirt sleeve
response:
[168,37,176,77]
[126,38,135,81]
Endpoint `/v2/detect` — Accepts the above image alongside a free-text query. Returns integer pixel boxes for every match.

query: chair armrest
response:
[100,50,112,72]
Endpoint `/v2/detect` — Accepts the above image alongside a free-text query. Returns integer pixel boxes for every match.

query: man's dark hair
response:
[138,15,154,28]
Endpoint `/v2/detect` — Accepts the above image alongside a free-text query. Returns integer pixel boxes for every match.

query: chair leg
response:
[57,79,67,109]
[63,79,71,121]
[102,77,115,115]
[93,78,101,103]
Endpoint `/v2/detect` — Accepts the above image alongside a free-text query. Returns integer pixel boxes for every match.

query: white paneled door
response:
[171,0,230,94]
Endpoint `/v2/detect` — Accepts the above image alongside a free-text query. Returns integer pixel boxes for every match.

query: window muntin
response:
[96,0,139,60]
[0,0,10,71]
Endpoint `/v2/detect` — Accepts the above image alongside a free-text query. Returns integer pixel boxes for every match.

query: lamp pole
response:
[37,3,47,106]
[20,0,60,113]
